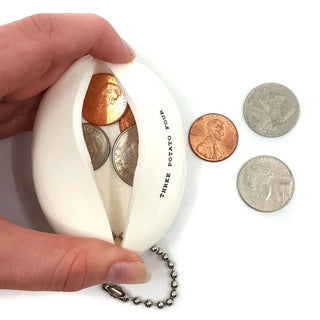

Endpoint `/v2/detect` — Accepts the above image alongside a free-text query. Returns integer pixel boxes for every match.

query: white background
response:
[1,0,320,319]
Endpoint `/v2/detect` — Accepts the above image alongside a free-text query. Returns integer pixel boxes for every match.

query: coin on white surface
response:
[237,155,295,212]
[243,83,300,137]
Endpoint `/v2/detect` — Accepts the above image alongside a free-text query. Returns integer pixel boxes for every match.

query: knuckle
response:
[86,13,113,31]
[62,250,88,292]
[50,248,89,292]
[28,13,54,38]
[86,13,106,23]
[14,14,56,75]
[14,14,55,52]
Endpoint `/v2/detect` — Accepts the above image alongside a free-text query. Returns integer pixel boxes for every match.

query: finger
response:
[0,217,149,291]
[0,94,43,138]
[0,13,136,100]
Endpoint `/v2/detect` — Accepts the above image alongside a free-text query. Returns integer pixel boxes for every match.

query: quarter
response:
[237,155,295,212]
[112,125,139,186]
[189,113,238,162]
[243,83,300,137]
[82,123,110,170]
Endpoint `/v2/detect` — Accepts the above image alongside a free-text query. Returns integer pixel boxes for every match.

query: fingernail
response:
[121,38,137,59]
[107,261,150,284]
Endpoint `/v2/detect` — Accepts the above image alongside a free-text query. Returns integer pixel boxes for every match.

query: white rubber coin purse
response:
[32,55,187,253]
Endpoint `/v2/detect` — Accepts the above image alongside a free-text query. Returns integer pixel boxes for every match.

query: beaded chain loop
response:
[103,245,178,309]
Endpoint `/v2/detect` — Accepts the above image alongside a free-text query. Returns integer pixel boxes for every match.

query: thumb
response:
[0,217,149,291]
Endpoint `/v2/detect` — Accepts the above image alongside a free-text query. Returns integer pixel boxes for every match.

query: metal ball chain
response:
[102,244,178,309]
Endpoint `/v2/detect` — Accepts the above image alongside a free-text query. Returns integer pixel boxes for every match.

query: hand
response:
[0,14,149,291]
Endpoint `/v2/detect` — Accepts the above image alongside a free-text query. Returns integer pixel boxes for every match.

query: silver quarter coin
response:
[237,156,295,212]
[243,83,300,137]
[112,125,139,186]
[82,123,110,170]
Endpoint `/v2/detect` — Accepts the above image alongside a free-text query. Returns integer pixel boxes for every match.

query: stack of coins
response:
[189,82,299,213]
[81,73,137,187]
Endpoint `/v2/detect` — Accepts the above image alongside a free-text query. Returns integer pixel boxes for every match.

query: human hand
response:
[0,14,149,291]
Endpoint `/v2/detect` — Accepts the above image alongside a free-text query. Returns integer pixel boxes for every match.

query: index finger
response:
[0,13,136,99]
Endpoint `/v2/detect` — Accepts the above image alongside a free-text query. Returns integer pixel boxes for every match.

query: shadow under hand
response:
[11,131,54,233]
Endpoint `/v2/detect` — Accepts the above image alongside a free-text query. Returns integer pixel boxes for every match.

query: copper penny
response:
[189,113,238,162]
[82,73,127,126]
[119,105,136,132]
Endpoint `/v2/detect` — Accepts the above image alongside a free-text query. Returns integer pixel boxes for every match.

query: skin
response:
[0,14,149,291]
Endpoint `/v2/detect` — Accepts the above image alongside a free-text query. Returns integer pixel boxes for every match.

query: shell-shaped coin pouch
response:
[32,55,187,253]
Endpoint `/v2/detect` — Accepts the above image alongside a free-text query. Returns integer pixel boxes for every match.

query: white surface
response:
[1,0,320,319]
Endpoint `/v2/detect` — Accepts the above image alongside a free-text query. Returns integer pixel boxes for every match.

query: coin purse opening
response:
[32,55,187,253]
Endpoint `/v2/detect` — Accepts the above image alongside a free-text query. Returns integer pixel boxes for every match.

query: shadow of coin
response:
[11,131,54,233]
